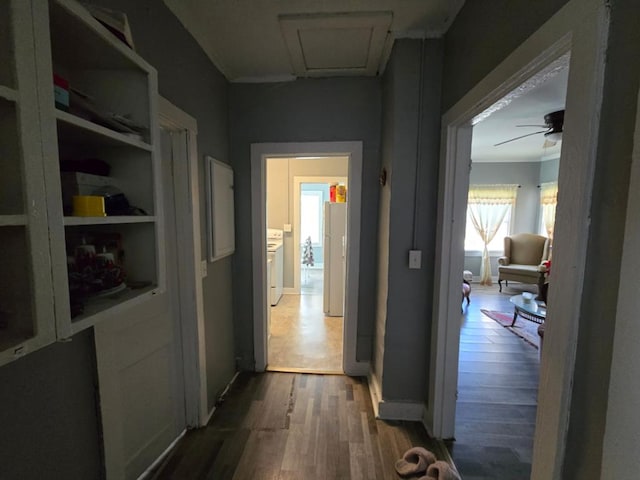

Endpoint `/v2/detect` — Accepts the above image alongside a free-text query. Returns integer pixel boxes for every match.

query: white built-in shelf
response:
[50,0,151,72]
[0,333,31,359]
[64,215,156,226]
[69,285,157,332]
[0,215,27,226]
[56,110,152,151]
[0,85,17,102]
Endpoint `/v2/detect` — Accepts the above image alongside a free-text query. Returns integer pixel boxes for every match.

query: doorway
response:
[449,60,567,478]
[251,141,367,377]
[429,1,607,477]
[264,160,348,373]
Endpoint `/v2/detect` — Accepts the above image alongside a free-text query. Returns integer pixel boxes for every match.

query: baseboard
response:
[366,371,424,421]
[378,399,424,421]
[367,371,383,418]
[205,371,240,424]
[422,405,435,437]
[344,360,370,377]
[137,430,186,480]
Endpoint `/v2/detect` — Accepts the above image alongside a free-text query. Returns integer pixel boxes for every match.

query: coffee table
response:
[509,294,547,327]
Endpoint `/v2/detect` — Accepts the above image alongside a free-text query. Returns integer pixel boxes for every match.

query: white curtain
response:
[468,185,518,285]
[540,182,558,242]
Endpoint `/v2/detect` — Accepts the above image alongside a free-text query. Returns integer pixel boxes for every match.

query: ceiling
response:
[162,0,567,164]
[471,57,569,163]
[163,0,465,82]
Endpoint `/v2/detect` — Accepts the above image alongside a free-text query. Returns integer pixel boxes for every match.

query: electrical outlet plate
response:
[409,250,422,269]
[283,224,292,233]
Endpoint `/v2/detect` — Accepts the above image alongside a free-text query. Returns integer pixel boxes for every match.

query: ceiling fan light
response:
[545,131,563,142]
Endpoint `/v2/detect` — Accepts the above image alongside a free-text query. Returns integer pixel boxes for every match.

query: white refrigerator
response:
[323,202,346,316]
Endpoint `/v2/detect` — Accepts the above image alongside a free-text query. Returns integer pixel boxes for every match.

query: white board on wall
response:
[206,156,235,261]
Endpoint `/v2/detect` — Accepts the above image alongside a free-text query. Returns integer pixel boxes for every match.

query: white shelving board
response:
[0,215,27,226]
[56,110,152,150]
[0,86,18,102]
[64,215,156,226]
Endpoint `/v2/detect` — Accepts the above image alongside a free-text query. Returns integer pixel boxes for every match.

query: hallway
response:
[151,372,450,479]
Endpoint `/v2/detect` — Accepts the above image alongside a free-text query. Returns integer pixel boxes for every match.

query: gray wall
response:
[230,78,382,368]
[0,330,102,480]
[94,0,236,410]
[442,0,571,112]
[375,39,443,401]
[540,157,560,183]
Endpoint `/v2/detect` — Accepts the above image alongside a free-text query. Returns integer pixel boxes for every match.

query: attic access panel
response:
[279,12,392,77]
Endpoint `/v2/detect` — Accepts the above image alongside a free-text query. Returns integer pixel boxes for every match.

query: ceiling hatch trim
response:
[279,12,393,77]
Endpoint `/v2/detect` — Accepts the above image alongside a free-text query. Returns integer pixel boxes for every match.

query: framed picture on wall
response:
[205,156,235,262]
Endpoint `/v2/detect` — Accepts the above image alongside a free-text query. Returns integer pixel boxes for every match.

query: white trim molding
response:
[251,141,364,375]
[158,97,209,428]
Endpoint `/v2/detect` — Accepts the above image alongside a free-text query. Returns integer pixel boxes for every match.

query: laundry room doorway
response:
[264,156,348,373]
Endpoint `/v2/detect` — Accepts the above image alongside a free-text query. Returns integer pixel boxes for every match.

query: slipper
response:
[419,460,461,480]
[394,447,437,476]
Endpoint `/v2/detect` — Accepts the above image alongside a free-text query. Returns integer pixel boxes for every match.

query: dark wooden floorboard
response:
[448,284,541,479]
[152,372,452,480]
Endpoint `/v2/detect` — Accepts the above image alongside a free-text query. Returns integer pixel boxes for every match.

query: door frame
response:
[251,141,368,376]
[292,175,348,293]
[158,97,209,427]
[427,0,608,478]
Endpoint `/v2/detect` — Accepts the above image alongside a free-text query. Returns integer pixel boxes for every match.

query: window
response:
[539,182,558,241]
[300,190,323,245]
[464,184,518,284]
[464,205,512,251]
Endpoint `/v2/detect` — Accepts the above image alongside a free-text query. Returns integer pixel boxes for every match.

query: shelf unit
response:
[0,0,58,365]
[0,0,163,364]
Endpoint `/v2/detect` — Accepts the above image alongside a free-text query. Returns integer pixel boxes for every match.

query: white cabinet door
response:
[94,129,185,480]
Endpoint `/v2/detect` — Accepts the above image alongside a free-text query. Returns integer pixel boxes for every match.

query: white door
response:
[94,128,186,479]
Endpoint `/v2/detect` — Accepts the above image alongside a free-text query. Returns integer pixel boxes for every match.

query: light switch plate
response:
[283,224,292,233]
[409,250,422,269]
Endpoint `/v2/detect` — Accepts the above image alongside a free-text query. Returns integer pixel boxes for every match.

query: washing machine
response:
[267,229,284,306]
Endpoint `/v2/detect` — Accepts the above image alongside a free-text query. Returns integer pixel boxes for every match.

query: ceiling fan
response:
[494,109,565,147]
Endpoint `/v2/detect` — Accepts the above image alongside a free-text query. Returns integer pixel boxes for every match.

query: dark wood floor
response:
[152,372,452,479]
[448,284,540,480]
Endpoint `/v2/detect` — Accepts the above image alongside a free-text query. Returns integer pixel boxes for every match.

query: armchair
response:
[498,233,550,295]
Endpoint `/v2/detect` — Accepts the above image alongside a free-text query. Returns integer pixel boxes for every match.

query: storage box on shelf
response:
[0,0,163,365]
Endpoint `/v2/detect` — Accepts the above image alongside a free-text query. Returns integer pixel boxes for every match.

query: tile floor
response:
[268,268,343,373]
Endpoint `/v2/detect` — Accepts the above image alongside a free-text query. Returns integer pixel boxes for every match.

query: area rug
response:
[480,309,540,349]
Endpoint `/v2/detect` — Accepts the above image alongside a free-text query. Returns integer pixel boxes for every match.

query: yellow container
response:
[72,195,106,217]
[336,185,347,203]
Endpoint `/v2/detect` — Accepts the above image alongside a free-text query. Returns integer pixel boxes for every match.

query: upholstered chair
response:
[498,233,550,295]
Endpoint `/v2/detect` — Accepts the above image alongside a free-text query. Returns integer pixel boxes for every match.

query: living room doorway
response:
[448,56,569,479]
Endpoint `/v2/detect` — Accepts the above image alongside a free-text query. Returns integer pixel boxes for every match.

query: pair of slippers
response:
[395,447,460,480]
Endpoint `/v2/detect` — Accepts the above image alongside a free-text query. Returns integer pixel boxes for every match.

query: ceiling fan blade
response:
[516,124,548,128]
[493,130,549,146]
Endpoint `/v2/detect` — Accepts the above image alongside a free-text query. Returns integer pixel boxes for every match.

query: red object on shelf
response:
[54,73,70,111]
[329,184,337,202]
